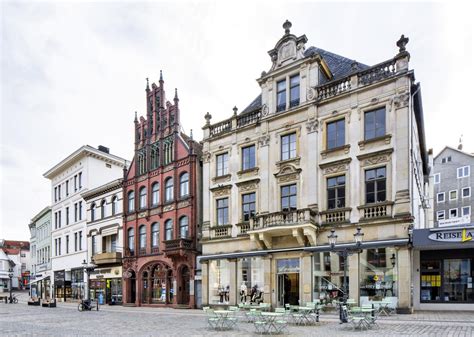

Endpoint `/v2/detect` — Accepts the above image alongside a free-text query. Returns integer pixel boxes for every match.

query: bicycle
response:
[9,294,18,304]
[78,299,99,312]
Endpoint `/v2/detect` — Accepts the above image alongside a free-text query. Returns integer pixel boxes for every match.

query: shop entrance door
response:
[277,273,299,306]
[178,266,190,305]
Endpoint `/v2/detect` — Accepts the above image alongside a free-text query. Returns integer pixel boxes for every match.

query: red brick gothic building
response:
[122,73,201,308]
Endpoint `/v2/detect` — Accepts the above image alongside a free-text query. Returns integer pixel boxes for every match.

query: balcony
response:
[248,208,318,249]
[163,238,194,257]
[358,201,394,221]
[209,225,232,240]
[93,251,122,265]
[320,208,352,225]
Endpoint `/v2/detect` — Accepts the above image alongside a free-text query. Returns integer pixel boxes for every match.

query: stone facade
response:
[122,75,202,308]
[200,22,429,313]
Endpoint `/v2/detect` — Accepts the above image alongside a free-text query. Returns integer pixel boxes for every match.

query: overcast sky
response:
[1,1,473,241]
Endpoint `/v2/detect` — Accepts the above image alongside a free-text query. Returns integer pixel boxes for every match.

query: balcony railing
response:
[209,118,232,137]
[93,251,122,265]
[316,76,351,101]
[320,208,351,225]
[251,208,317,230]
[210,225,232,239]
[236,222,251,236]
[163,238,194,257]
[237,109,261,128]
[358,58,397,86]
[358,202,394,220]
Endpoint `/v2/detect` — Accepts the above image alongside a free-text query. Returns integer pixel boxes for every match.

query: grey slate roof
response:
[241,46,369,114]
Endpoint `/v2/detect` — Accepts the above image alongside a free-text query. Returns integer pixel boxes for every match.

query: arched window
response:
[139,186,147,209]
[100,199,106,218]
[180,172,189,198]
[139,225,146,250]
[179,216,189,238]
[128,191,135,212]
[151,182,159,206]
[111,196,118,215]
[165,219,173,241]
[151,222,160,248]
[165,178,173,202]
[127,228,135,253]
[90,203,96,222]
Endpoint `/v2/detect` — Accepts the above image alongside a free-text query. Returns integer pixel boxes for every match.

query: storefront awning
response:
[198,238,409,262]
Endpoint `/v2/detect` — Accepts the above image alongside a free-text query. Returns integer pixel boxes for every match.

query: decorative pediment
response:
[268,20,308,71]
[274,164,302,183]
[319,158,352,175]
[235,178,260,192]
[357,148,394,167]
[210,184,232,197]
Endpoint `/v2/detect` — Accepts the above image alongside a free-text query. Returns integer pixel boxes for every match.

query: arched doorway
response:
[139,262,173,305]
[178,265,191,305]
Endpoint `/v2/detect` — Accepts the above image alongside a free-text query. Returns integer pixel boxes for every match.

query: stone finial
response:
[146,77,150,91]
[283,20,292,35]
[233,106,238,116]
[174,88,179,101]
[159,70,163,82]
[134,111,138,123]
[190,129,193,140]
[458,135,463,151]
[261,70,267,78]
[396,34,409,53]
[204,112,212,125]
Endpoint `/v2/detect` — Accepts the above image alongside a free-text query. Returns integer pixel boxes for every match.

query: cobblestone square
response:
[1,294,473,336]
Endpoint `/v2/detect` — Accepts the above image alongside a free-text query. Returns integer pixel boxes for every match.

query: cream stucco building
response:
[199,21,429,313]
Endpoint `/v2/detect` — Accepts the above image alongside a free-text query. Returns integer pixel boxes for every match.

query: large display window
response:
[237,257,264,303]
[313,252,346,304]
[208,259,230,304]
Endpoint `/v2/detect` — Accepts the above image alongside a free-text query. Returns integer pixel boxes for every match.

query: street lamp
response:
[328,226,364,323]
[8,268,13,304]
[390,253,396,268]
[82,259,96,301]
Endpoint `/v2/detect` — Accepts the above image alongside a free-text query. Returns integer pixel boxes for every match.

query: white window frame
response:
[462,206,471,217]
[457,166,470,178]
[449,190,458,201]
[449,208,458,218]
[436,192,445,203]
[436,210,445,220]
[434,173,440,184]
[462,187,471,198]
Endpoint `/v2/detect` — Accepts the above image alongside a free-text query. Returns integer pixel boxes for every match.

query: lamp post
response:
[328,226,364,323]
[82,259,96,302]
[8,268,14,304]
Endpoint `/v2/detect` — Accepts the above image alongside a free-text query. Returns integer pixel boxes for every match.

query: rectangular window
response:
[66,235,69,254]
[54,187,57,202]
[457,166,470,178]
[111,234,117,252]
[58,185,61,201]
[436,210,445,220]
[74,233,78,252]
[449,190,458,201]
[74,175,77,191]
[449,208,458,218]
[327,119,345,149]
[58,210,61,228]
[92,235,97,255]
[437,192,445,203]
[434,173,440,184]
[79,231,83,250]
[281,133,297,161]
[66,207,69,225]
[242,193,256,222]
[462,187,471,198]
[66,180,69,196]
[327,175,346,209]
[216,153,228,177]
[241,145,256,171]
[78,172,83,189]
[365,167,386,204]
[54,212,58,229]
[281,184,297,212]
[462,206,471,217]
[74,203,78,222]
[276,79,286,112]
[55,239,57,256]
[289,75,300,108]
[79,201,83,220]
[364,107,386,140]
[58,238,61,256]
[216,198,229,225]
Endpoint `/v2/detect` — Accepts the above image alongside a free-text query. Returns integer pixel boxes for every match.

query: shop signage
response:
[438,215,470,227]
[428,228,473,243]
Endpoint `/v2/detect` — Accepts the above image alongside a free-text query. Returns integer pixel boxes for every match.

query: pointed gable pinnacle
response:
[159,70,163,82]
[174,88,179,103]
[134,111,138,123]
[146,77,150,91]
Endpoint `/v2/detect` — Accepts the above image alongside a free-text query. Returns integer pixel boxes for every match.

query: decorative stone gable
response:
[268,20,308,71]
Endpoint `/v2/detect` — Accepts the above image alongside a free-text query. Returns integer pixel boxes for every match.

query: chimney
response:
[98,145,110,154]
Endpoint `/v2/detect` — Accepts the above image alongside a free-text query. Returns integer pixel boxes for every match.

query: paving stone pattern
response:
[1,293,473,336]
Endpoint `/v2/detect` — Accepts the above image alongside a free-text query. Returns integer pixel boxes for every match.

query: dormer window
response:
[276,80,286,112]
[289,75,300,108]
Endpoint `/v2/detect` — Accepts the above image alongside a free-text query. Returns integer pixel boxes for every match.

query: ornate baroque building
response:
[200,21,430,313]
[122,74,202,308]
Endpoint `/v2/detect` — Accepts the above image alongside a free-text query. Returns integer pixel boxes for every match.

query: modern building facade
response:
[122,75,202,308]
[43,145,127,302]
[200,21,429,313]
[82,178,125,305]
[413,146,474,310]
[28,206,52,299]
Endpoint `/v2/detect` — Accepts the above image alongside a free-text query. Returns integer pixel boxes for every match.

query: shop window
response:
[421,259,442,302]
[237,257,264,303]
[313,252,345,304]
[209,260,230,304]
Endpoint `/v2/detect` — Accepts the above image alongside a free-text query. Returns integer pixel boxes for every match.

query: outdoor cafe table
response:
[213,310,235,330]
[289,306,316,325]
[350,307,376,328]
[260,312,285,334]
